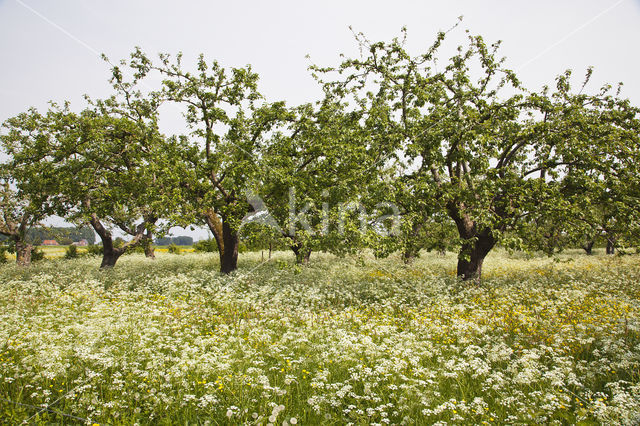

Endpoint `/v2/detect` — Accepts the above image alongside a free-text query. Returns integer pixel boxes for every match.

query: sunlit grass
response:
[0,250,638,424]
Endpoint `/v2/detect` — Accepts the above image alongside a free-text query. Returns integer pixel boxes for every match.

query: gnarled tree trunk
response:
[144,243,155,259]
[220,220,239,273]
[92,219,125,268]
[100,244,124,268]
[15,239,33,266]
[142,231,155,259]
[582,240,595,255]
[204,210,239,274]
[606,237,616,255]
[456,230,496,281]
[1,217,35,266]
[448,203,496,282]
[290,240,311,265]
[140,217,157,259]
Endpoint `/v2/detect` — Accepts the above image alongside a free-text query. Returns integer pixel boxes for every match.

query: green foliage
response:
[239,223,288,252]
[128,245,146,254]
[255,98,373,260]
[86,244,104,256]
[0,174,49,266]
[64,245,79,259]
[30,248,45,262]
[26,226,96,245]
[193,238,218,253]
[155,236,193,246]
[113,237,125,249]
[0,245,7,264]
[167,243,181,254]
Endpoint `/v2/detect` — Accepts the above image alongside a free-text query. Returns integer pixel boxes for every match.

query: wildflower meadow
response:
[2,1,640,425]
[1,250,638,425]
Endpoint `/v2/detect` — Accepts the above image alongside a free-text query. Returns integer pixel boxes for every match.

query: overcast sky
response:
[1,0,639,240]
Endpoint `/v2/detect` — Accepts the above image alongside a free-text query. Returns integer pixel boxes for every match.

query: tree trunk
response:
[204,210,239,274]
[15,239,33,266]
[456,231,496,281]
[606,237,616,255]
[447,203,496,282]
[582,240,595,255]
[142,218,157,259]
[291,241,311,265]
[402,248,417,264]
[144,244,155,258]
[100,245,124,268]
[89,214,125,268]
[219,220,239,274]
[142,232,155,259]
[98,232,125,268]
[402,221,423,264]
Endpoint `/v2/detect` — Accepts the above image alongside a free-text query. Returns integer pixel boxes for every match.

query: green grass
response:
[0,250,639,424]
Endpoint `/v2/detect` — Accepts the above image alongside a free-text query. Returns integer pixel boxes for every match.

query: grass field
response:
[0,250,639,424]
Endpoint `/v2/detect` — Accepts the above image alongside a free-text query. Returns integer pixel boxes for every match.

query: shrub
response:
[87,244,104,256]
[128,244,146,254]
[58,237,73,246]
[0,245,7,264]
[193,239,218,252]
[31,248,45,262]
[64,245,79,259]
[167,243,181,254]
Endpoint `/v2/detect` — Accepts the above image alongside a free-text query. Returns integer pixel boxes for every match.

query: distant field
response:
[3,245,196,260]
[0,250,638,424]
[37,245,68,258]
[153,245,195,253]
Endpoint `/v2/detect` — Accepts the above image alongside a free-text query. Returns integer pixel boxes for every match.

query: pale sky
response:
[1,0,639,240]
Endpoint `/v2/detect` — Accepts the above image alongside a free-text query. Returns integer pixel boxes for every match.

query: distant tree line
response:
[155,236,193,246]
[28,226,95,245]
[0,226,95,246]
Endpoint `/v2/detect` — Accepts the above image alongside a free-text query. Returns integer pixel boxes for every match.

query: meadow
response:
[0,250,639,425]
